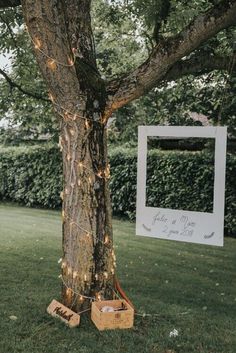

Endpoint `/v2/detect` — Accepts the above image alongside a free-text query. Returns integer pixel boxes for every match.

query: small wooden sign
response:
[47,299,80,328]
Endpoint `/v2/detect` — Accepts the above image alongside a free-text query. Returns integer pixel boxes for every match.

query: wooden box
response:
[47,299,80,328]
[91,299,134,331]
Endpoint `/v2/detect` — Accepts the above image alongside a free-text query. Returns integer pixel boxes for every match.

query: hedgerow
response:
[0,145,235,235]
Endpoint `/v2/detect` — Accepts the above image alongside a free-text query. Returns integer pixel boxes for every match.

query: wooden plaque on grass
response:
[47,299,80,328]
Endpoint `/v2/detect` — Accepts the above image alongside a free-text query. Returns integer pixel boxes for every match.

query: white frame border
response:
[136,126,227,246]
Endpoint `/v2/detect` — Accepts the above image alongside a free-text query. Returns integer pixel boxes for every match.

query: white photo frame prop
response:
[136,126,227,247]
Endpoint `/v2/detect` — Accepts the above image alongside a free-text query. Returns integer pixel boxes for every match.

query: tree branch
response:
[0,68,49,101]
[0,0,21,8]
[106,0,236,112]
[153,0,171,41]
[163,53,236,81]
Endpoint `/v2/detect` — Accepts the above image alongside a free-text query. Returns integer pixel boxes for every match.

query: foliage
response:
[0,145,62,208]
[0,7,58,142]
[109,147,236,236]
[1,204,236,353]
[0,1,236,145]
[0,145,235,235]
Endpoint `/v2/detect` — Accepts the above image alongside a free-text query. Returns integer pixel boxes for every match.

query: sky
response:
[0,54,11,127]
[0,53,11,71]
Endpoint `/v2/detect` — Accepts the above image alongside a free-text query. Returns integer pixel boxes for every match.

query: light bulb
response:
[73,271,78,279]
[34,37,42,49]
[104,271,108,279]
[48,92,54,102]
[68,267,72,275]
[68,57,74,66]
[47,59,57,71]
[85,119,89,129]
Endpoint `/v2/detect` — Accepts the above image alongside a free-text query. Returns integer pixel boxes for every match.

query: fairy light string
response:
[26,24,118,308]
[26,26,108,127]
[26,26,76,68]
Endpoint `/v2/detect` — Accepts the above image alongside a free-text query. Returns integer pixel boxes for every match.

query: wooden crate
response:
[91,299,134,331]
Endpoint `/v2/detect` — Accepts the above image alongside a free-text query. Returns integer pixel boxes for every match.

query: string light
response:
[47,58,57,71]
[84,274,87,282]
[48,92,55,102]
[104,271,108,279]
[66,288,71,296]
[26,28,76,68]
[69,129,75,136]
[67,267,72,275]
[58,136,63,151]
[73,271,78,279]
[34,37,42,50]
[53,99,106,125]
[95,274,99,280]
[85,119,89,129]
[96,293,102,301]
[104,235,109,244]
[104,165,110,179]
[68,57,74,66]
[61,275,96,300]
[25,26,111,130]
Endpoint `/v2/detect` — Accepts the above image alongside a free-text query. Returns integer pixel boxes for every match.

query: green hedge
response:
[0,145,235,236]
[109,147,236,236]
[0,145,62,209]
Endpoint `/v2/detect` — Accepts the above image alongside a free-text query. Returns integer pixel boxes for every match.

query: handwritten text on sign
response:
[47,299,80,328]
[136,126,227,246]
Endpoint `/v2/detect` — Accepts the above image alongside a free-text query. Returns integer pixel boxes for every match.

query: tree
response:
[0,0,236,312]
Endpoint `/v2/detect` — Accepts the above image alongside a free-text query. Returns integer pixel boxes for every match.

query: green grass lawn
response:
[0,204,236,353]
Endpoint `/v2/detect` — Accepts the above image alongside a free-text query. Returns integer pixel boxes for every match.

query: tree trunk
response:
[60,102,115,311]
[21,0,115,312]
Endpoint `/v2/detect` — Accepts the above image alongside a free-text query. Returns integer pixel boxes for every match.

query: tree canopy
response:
[0,0,236,144]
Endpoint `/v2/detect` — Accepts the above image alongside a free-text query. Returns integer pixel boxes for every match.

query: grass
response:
[0,204,236,353]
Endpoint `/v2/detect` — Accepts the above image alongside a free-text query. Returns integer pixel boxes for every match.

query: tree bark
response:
[21,0,115,312]
[61,107,115,310]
